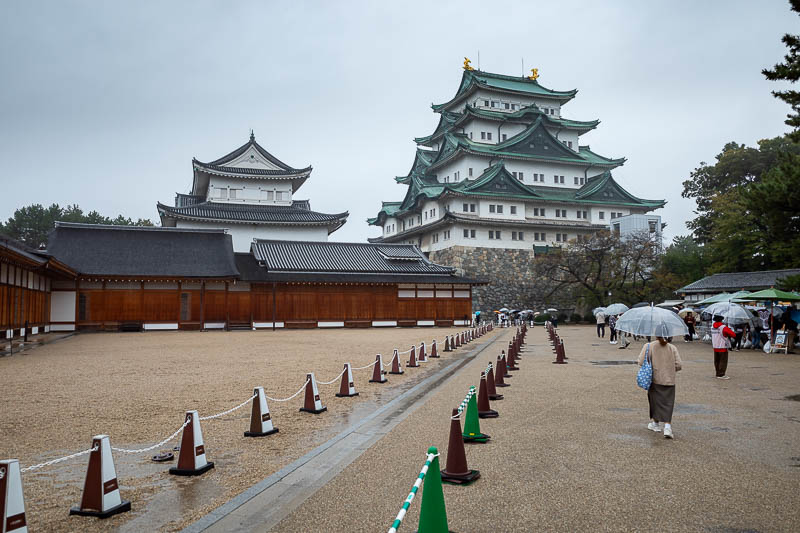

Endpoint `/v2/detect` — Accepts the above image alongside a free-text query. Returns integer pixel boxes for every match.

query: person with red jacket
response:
[711,314,736,379]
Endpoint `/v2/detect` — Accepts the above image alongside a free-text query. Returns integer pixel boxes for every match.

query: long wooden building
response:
[0,222,483,337]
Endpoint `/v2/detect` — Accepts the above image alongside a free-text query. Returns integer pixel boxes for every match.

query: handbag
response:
[636,343,652,390]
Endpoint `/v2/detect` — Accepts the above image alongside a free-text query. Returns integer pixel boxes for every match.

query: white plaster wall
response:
[174,220,328,252]
[51,291,76,322]
[207,175,293,205]
[435,155,489,184]
[478,199,525,221]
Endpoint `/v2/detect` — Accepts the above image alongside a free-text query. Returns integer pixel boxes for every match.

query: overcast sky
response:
[0,1,794,244]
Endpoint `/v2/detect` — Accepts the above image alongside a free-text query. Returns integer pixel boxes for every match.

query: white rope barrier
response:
[396,347,413,355]
[111,419,191,454]
[387,451,439,533]
[351,360,379,371]
[20,445,99,472]
[199,393,258,421]
[317,367,347,385]
[264,379,310,402]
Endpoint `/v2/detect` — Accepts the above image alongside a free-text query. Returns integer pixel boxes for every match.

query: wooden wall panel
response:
[415,299,437,320]
[250,290,272,322]
[142,291,179,322]
[103,290,143,322]
[453,299,472,321]
[372,287,397,320]
[397,299,416,320]
[203,290,227,321]
[228,292,251,322]
[435,299,454,320]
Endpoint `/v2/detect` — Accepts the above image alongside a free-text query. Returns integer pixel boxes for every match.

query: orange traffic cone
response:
[336,363,358,397]
[170,411,214,476]
[299,373,327,414]
[245,386,279,437]
[71,435,132,517]
[1,459,28,530]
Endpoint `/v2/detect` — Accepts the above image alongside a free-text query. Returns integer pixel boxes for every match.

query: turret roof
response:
[414,104,599,146]
[193,131,312,176]
[432,70,577,112]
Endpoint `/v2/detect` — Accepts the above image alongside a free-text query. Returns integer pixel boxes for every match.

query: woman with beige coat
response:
[637,337,683,439]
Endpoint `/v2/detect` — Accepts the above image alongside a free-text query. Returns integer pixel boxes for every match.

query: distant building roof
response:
[678,269,800,294]
[46,223,239,278]
[193,131,312,176]
[250,240,455,274]
[157,200,348,231]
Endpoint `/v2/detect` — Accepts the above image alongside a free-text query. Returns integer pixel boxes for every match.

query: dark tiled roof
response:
[46,223,239,278]
[0,236,47,265]
[678,269,800,293]
[251,240,454,274]
[157,201,348,227]
[175,193,205,207]
[235,253,484,284]
[194,132,311,176]
[193,162,311,176]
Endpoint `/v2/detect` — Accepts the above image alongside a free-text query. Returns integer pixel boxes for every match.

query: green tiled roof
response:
[427,117,625,171]
[432,70,577,112]
[396,148,438,184]
[415,104,599,148]
[369,163,664,226]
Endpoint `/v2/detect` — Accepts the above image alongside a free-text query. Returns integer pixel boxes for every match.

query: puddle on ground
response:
[674,404,718,415]
[749,387,769,391]
[607,433,647,443]
[784,394,800,402]
[771,373,784,376]
[591,360,637,366]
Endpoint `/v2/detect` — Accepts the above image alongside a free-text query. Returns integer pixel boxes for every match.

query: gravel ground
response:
[0,327,485,532]
[272,326,800,532]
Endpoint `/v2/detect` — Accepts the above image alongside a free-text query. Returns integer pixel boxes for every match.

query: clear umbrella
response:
[605,303,629,315]
[615,305,689,337]
[704,302,754,325]
[499,307,509,313]
[592,306,607,316]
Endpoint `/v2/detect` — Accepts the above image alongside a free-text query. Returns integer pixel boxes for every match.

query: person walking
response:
[638,336,683,439]
[609,314,618,344]
[596,310,606,338]
[683,312,696,342]
[711,315,736,379]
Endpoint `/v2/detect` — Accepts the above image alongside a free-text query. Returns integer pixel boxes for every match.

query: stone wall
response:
[429,246,572,315]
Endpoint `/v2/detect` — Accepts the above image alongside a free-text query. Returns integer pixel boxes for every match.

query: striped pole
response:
[387,449,438,533]
[454,386,476,417]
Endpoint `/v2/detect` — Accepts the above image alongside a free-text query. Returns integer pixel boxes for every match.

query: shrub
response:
[570,313,582,323]
[533,313,551,324]
[584,312,595,322]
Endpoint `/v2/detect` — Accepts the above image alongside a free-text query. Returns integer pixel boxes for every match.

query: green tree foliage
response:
[763,0,800,141]
[659,235,707,288]
[0,203,154,248]
[681,137,799,244]
[777,273,800,291]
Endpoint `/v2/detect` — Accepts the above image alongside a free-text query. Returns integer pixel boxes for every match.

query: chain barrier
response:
[21,445,98,472]
[111,419,190,454]
[387,451,439,533]
[451,386,476,419]
[264,379,310,402]
[199,393,258,421]
[317,367,347,385]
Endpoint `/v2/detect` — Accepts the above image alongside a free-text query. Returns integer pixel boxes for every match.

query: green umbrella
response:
[732,288,800,302]
[696,292,733,306]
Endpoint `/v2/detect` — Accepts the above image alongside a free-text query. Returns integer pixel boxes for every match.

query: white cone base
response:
[335,391,359,397]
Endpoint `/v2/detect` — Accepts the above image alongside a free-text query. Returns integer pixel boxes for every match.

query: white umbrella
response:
[546,308,558,313]
[592,306,607,316]
[499,307,510,313]
[615,305,689,337]
[678,308,698,318]
[604,303,629,315]
[704,302,754,325]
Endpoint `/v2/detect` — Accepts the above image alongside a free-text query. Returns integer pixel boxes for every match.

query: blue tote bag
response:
[636,344,652,390]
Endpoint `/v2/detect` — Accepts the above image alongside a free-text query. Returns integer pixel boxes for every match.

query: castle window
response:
[504,103,510,110]
[487,132,492,140]
[463,203,469,212]
[229,188,240,199]
[580,177,585,185]
[502,134,507,141]
[574,177,579,185]
[484,100,489,106]
[518,172,523,180]
[489,205,496,213]
[468,167,473,176]
[599,211,605,220]
[510,206,517,215]
[568,141,573,149]
[497,205,504,214]
[481,132,486,140]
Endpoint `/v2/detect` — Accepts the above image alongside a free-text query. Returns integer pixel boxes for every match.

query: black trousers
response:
[610,327,617,342]
[597,323,605,337]
[714,350,728,377]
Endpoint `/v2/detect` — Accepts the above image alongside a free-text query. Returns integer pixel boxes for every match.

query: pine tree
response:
[763,0,800,141]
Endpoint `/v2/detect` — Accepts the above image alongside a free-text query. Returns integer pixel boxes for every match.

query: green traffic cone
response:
[462,393,490,443]
[416,446,451,533]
